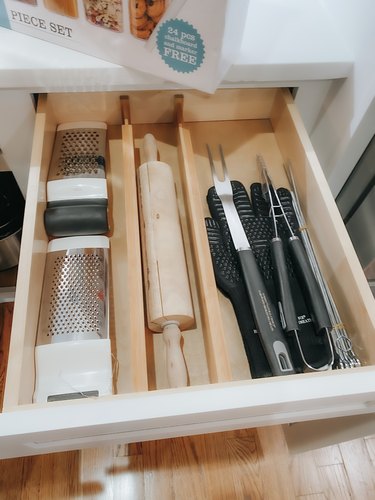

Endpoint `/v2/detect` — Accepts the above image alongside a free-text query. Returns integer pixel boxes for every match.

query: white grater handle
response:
[47,178,108,202]
[48,235,110,252]
[33,339,113,403]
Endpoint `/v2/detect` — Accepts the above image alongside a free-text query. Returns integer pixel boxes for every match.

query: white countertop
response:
[0,0,353,92]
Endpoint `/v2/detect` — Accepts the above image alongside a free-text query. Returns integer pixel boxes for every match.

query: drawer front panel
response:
[1,368,375,459]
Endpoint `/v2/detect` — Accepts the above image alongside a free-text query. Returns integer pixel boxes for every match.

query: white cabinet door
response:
[284,414,375,454]
[0,91,35,196]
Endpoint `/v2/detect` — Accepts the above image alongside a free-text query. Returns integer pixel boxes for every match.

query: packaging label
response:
[0,0,10,28]
[156,18,204,73]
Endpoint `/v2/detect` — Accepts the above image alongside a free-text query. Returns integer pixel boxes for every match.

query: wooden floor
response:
[1,302,375,500]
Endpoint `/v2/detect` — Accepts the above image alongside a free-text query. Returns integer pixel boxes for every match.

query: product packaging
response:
[0,0,249,92]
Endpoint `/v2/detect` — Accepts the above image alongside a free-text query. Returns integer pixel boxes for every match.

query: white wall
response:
[297,0,375,197]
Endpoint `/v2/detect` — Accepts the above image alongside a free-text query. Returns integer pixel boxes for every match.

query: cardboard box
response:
[0,0,249,92]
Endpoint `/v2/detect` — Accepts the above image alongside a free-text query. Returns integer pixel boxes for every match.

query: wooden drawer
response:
[1,89,374,459]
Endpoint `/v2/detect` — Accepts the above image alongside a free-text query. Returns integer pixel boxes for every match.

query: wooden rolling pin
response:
[137,134,194,388]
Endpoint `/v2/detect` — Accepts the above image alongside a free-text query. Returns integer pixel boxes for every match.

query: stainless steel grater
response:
[45,122,109,237]
[36,246,108,345]
[48,122,107,182]
[33,235,112,403]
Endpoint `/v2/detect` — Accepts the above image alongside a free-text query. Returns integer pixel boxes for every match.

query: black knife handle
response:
[237,248,295,376]
[288,236,331,333]
[270,237,299,333]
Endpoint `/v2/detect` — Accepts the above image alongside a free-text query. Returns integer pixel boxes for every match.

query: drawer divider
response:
[119,110,148,392]
[175,95,232,383]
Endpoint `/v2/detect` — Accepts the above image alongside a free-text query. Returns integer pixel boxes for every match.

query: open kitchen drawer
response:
[1,88,374,459]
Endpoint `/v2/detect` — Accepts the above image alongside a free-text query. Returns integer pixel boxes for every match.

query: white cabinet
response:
[0,91,35,196]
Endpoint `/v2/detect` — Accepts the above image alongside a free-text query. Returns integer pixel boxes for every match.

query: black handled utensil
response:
[258,156,299,336]
[206,145,295,376]
[205,216,273,379]
[257,155,334,370]
[284,161,361,369]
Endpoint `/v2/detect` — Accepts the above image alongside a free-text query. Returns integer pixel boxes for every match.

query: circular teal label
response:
[156,19,205,73]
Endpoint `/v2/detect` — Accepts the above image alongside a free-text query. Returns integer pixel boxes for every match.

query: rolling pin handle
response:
[162,321,188,388]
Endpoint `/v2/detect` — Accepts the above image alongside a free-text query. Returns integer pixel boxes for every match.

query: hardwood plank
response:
[0,456,24,500]
[364,435,375,462]
[291,451,324,497]
[193,432,237,500]
[226,433,264,500]
[79,447,114,498]
[339,438,375,499]
[34,452,80,500]
[2,434,375,498]
[169,436,207,500]
[256,426,296,500]
[123,442,143,457]
[109,449,145,500]
[297,495,326,500]
[0,452,80,500]
[312,444,343,467]
[318,463,353,499]
[19,455,43,500]
[142,439,175,499]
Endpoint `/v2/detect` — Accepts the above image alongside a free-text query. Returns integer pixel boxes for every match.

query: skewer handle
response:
[288,236,332,334]
[271,237,299,333]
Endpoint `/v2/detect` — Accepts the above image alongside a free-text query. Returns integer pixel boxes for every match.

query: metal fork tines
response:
[206,145,250,250]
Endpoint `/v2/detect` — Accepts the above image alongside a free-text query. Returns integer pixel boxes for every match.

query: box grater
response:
[33,235,113,403]
[44,122,109,237]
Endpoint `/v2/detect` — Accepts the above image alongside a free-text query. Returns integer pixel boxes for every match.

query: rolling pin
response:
[137,134,195,388]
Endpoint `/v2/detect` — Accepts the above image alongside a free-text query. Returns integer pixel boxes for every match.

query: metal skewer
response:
[284,161,361,369]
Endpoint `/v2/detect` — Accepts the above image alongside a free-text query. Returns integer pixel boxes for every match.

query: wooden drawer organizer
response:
[1,88,374,459]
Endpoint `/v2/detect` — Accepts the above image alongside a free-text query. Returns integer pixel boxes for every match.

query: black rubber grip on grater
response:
[44,199,109,237]
[205,217,272,379]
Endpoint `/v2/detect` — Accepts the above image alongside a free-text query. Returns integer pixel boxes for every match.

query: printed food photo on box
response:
[0,0,249,92]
